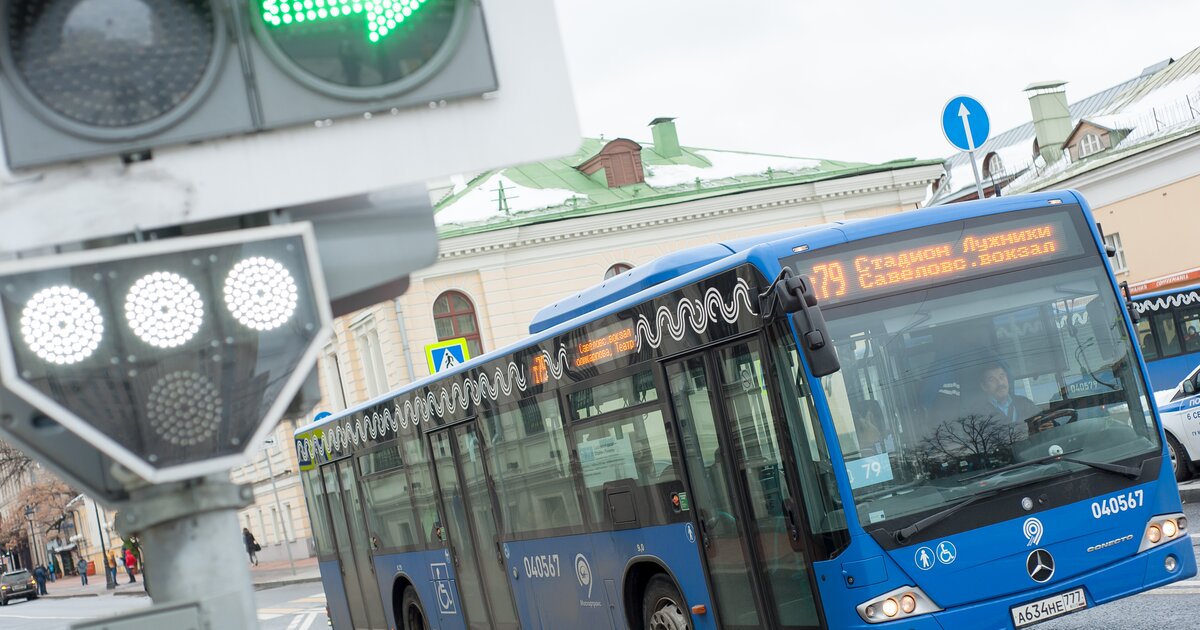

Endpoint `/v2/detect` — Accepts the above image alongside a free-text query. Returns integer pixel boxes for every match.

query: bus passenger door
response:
[430,424,520,630]
[665,337,823,630]
[320,463,376,629]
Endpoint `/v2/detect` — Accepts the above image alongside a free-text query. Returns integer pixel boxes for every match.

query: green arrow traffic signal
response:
[262,0,429,43]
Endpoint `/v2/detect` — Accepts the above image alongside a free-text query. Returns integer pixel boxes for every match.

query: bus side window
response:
[1179,307,1200,353]
[1153,313,1181,357]
[1135,319,1158,360]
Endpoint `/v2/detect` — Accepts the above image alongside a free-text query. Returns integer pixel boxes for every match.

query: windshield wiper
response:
[893,474,1055,544]
[1057,456,1141,479]
[960,449,1084,483]
[894,488,1003,544]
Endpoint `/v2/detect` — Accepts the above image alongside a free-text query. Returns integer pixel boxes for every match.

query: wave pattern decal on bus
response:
[1134,291,1200,314]
[298,278,758,459]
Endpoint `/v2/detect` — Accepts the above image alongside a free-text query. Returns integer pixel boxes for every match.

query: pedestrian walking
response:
[47,558,56,582]
[243,528,260,566]
[123,548,137,583]
[106,550,119,585]
[32,564,47,595]
[77,557,89,586]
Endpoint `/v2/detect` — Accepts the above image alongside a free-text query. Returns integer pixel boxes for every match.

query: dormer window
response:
[983,153,1004,179]
[1079,133,1104,158]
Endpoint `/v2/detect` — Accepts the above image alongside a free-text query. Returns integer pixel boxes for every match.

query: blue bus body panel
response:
[814,458,1196,629]
[362,525,712,630]
[372,548,467,630]
[501,524,714,630]
[318,560,353,630]
[1145,354,1197,394]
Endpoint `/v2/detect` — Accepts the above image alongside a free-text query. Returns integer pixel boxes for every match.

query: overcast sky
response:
[553,1,1200,164]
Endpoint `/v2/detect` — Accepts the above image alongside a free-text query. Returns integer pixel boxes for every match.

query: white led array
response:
[20,286,104,364]
[17,256,301,365]
[147,371,222,446]
[125,272,204,348]
[224,257,298,331]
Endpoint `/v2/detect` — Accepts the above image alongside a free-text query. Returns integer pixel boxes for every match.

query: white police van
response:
[1156,363,1200,482]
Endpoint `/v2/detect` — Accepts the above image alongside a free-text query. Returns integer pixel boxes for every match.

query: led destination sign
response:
[786,211,1086,307]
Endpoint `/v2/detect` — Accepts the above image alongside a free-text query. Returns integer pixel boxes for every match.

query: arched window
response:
[433,291,483,358]
[983,153,1004,179]
[604,263,634,279]
[1079,133,1103,157]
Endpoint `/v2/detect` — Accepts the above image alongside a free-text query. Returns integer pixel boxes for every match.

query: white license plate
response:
[1010,588,1087,628]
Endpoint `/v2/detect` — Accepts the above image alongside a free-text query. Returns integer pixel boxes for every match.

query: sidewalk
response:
[41,573,145,600]
[1179,478,1200,503]
[40,556,321,599]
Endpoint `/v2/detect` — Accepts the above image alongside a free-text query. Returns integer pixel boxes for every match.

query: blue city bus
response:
[1131,283,1200,481]
[295,190,1194,630]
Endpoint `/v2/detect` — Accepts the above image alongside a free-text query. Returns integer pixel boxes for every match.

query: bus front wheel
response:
[643,575,691,630]
[401,586,429,630]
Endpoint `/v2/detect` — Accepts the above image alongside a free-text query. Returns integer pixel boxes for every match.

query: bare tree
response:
[18,478,78,535]
[0,438,33,489]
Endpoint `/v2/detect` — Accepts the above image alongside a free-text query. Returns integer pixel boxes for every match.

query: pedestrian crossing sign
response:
[426,338,471,374]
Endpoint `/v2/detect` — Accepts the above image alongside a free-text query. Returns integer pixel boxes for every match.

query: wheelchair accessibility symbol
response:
[936,541,957,565]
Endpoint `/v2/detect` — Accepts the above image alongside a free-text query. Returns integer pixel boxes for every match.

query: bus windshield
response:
[821,263,1159,530]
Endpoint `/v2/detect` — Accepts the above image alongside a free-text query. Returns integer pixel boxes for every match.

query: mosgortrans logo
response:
[575,553,602,608]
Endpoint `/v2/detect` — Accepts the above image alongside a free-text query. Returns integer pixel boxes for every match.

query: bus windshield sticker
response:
[845,452,894,490]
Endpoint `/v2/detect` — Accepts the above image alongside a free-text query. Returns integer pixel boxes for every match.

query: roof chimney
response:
[1024,81,1071,164]
[649,117,681,158]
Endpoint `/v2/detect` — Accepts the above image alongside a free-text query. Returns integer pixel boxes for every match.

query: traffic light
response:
[0,0,497,169]
[0,224,331,483]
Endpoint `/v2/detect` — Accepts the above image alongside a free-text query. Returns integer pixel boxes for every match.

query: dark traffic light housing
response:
[0,0,497,169]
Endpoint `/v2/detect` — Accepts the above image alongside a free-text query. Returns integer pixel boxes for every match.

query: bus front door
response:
[429,424,520,630]
[666,337,822,630]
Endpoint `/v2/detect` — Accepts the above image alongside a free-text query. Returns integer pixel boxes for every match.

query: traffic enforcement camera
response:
[0,0,497,169]
[0,225,332,483]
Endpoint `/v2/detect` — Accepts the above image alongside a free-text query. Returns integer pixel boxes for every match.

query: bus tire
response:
[643,574,691,630]
[1167,432,1192,482]
[400,586,429,630]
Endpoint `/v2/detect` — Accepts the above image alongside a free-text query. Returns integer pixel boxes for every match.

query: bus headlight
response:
[857,586,941,624]
[1139,513,1187,552]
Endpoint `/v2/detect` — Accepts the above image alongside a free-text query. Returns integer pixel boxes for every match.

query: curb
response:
[42,593,100,599]
[1179,486,1200,504]
[253,576,322,591]
[114,590,148,597]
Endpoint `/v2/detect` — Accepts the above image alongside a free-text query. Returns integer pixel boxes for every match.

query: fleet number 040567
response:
[1090,489,1143,519]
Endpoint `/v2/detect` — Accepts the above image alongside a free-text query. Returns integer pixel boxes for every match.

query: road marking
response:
[300,611,319,630]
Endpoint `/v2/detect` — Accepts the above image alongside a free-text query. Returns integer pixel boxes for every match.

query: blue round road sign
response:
[941,95,990,151]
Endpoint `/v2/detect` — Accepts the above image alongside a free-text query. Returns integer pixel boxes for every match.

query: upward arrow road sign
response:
[941,95,990,152]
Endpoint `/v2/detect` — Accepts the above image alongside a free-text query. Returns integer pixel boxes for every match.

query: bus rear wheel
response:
[643,575,691,630]
[401,586,429,630]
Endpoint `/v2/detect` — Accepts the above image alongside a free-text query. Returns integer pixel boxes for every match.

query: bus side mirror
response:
[764,268,841,377]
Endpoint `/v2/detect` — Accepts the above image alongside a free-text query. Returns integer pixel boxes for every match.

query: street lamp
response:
[23,505,37,569]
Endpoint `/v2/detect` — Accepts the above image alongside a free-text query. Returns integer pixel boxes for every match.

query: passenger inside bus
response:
[852,400,893,456]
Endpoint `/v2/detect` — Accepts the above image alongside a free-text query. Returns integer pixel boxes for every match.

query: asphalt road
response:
[0,582,326,630]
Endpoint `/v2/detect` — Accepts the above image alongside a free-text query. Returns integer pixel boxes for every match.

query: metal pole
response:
[263,446,297,576]
[110,475,259,629]
[395,298,417,381]
[967,149,986,200]
[92,498,116,590]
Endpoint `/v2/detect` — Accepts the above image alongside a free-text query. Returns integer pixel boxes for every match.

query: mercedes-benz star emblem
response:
[1026,549,1055,583]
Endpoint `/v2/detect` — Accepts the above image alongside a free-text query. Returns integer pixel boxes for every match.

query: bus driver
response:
[967,362,1055,437]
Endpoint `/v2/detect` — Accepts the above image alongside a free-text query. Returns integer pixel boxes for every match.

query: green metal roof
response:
[433,137,940,237]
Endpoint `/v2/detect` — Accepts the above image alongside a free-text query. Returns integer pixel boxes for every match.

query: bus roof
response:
[297,189,1088,436]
